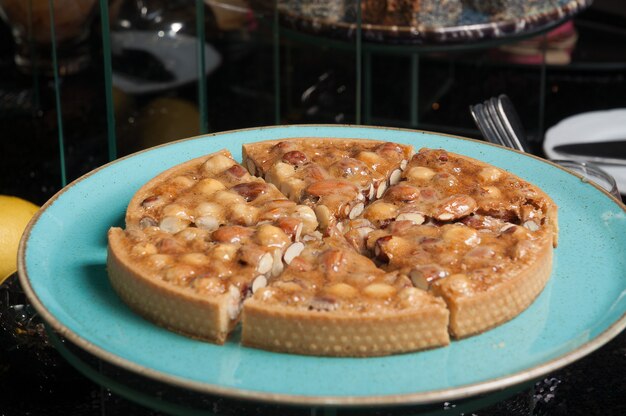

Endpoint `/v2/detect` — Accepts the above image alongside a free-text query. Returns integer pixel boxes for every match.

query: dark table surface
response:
[1,4,626,415]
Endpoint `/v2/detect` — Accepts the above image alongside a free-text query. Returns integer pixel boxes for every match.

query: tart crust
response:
[108,227,235,344]
[434,234,553,338]
[107,139,558,357]
[242,299,450,357]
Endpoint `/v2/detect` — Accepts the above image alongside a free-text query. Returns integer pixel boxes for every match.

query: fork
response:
[470,95,622,198]
[470,94,529,153]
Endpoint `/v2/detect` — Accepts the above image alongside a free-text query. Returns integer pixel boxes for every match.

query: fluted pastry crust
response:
[107,140,557,356]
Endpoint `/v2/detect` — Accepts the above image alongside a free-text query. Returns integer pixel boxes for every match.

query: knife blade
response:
[552,141,626,166]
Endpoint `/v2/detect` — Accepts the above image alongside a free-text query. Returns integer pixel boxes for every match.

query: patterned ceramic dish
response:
[277,0,592,46]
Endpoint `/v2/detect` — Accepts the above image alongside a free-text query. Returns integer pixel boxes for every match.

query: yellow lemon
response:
[138,97,201,149]
[0,195,39,283]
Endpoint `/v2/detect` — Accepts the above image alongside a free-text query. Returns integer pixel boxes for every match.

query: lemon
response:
[0,195,39,284]
[138,97,201,149]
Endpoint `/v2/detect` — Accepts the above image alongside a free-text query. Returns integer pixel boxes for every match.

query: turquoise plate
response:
[18,125,626,406]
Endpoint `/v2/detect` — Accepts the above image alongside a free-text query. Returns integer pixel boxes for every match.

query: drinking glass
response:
[552,159,621,200]
[0,0,98,75]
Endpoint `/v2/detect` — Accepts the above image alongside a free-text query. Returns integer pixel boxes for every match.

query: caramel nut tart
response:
[242,237,450,357]
[107,140,558,356]
[242,138,413,231]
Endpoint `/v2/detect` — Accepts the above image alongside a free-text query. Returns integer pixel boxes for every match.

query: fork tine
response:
[471,103,500,145]
[480,101,507,147]
[487,97,516,150]
[496,94,529,153]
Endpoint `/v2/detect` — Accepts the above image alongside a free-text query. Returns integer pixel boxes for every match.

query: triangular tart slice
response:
[108,150,320,343]
[342,147,558,338]
[241,236,450,356]
[242,138,413,231]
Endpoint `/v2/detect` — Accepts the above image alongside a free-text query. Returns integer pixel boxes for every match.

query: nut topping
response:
[433,172,458,188]
[257,252,274,274]
[523,220,540,232]
[363,201,398,223]
[271,140,297,153]
[349,202,365,219]
[139,216,158,228]
[363,283,396,299]
[195,216,220,231]
[225,164,249,179]
[409,265,449,290]
[283,241,305,264]
[159,216,189,233]
[163,265,196,285]
[212,225,254,244]
[478,167,503,183]
[162,203,190,220]
[180,253,209,266]
[141,195,161,209]
[231,182,268,202]
[195,178,226,196]
[322,249,344,274]
[255,223,290,248]
[275,217,303,242]
[325,283,358,298]
[395,212,425,225]
[328,157,370,181]
[434,194,477,221]
[157,237,185,254]
[271,249,284,277]
[375,142,403,157]
[389,168,402,185]
[305,180,358,198]
[301,164,329,181]
[252,275,268,293]
[406,166,436,182]
[282,150,308,166]
[245,159,257,176]
[384,183,420,203]
[376,181,388,199]
[203,154,236,175]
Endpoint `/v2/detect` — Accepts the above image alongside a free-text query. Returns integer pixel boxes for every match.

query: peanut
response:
[194,178,226,196]
[478,167,502,183]
[406,166,435,182]
[363,283,396,299]
[202,154,236,175]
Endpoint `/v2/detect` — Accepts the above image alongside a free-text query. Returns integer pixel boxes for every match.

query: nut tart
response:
[241,237,450,356]
[108,149,320,343]
[125,150,318,234]
[344,148,558,338]
[108,142,558,356]
[242,138,413,231]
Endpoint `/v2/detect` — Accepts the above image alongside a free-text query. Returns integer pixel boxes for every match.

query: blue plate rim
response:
[17,124,626,406]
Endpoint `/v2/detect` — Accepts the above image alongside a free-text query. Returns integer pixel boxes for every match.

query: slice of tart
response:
[125,150,318,235]
[108,150,319,343]
[241,237,450,356]
[344,147,558,338]
[242,138,413,231]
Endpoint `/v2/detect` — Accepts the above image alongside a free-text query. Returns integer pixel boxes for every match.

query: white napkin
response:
[544,108,626,194]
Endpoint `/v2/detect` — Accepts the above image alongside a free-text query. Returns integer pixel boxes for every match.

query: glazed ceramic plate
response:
[19,125,626,406]
[544,108,626,194]
[278,0,591,46]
